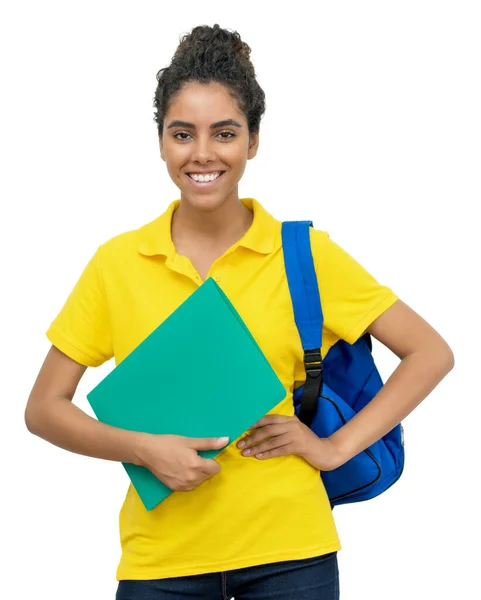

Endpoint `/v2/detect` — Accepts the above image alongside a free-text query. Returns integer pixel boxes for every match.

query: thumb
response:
[188,436,230,451]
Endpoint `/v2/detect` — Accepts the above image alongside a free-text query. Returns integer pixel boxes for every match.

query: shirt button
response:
[213,275,222,282]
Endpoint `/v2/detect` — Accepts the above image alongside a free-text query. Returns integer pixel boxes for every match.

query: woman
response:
[25,24,454,600]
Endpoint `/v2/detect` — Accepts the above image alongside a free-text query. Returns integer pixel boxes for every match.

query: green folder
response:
[86,278,286,511]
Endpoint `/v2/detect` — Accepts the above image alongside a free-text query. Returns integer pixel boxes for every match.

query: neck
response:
[171,197,253,250]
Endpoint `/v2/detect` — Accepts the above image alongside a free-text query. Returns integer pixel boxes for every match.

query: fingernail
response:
[218,437,229,445]
[242,449,251,456]
[238,440,246,449]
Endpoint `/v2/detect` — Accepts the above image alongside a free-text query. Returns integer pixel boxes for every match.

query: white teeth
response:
[189,172,222,183]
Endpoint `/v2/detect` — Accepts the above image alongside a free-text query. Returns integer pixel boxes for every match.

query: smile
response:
[186,171,226,188]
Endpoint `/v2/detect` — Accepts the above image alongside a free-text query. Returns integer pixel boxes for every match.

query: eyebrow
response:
[166,119,243,130]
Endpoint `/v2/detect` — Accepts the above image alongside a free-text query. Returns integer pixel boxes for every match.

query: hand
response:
[237,415,345,471]
[133,433,230,492]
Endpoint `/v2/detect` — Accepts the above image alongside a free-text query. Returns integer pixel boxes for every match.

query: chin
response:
[182,193,230,212]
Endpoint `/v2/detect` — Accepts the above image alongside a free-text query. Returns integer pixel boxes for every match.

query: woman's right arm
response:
[24,345,145,465]
[25,345,228,490]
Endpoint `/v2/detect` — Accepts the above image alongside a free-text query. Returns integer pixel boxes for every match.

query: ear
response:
[247,132,259,160]
[159,134,165,161]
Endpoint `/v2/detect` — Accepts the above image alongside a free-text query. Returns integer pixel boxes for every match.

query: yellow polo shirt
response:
[46,198,399,580]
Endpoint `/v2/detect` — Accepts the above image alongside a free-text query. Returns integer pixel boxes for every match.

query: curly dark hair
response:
[153,24,266,137]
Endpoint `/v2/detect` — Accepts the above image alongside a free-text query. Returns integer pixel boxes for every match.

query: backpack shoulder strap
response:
[281,221,324,425]
[281,220,324,349]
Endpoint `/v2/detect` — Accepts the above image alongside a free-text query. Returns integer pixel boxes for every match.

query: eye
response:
[173,131,191,141]
[172,131,236,142]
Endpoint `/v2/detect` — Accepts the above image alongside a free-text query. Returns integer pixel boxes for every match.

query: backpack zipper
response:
[319,394,383,503]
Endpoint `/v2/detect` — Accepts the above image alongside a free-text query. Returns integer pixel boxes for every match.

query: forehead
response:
[166,81,245,123]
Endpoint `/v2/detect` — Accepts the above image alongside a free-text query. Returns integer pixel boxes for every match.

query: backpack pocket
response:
[294,382,395,503]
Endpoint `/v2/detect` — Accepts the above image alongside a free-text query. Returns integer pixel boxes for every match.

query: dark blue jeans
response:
[115,552,339,599]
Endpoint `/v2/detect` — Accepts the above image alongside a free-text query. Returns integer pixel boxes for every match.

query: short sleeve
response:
[46,245,114,367]
[311,229,399,345]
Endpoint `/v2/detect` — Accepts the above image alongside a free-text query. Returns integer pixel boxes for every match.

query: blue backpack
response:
[282,221,405,507]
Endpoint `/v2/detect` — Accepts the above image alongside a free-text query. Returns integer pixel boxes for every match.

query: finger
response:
[198,457,221,476]
[251,415,293,429]
[189,436,229,451]
[237,424,286,449]
[241,433,291,456]
[254,445,292,459]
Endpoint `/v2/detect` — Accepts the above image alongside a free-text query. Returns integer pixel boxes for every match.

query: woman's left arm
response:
[327,299,455,464]
[238,300,455,469]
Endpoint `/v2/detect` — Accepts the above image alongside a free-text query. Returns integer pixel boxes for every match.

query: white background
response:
[2,1,480,598]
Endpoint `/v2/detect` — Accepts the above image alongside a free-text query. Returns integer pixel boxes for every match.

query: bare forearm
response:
[329,345,454,463]
[25,396,145,465]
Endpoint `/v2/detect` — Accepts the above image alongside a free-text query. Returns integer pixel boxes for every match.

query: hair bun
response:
[154,24,265,135]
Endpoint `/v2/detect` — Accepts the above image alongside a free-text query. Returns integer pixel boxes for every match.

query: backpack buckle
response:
[304,349,322,378]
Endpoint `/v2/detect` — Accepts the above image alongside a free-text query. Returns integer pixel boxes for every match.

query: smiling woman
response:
[151,37,266,278]
[25,22,454,600]
[158,89,259,219]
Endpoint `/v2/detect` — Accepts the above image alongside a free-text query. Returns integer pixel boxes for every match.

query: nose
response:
[190,135,217,164]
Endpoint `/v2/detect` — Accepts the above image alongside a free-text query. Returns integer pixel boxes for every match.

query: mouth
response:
[185,171,226,189]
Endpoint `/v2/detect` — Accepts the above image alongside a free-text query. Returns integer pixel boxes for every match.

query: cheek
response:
[225,143,248,162]
[213,136,247,161]
[166,156,186,181]
[164,151,189,177]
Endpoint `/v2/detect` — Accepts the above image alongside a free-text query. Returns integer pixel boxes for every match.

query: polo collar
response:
[137,198,279,258]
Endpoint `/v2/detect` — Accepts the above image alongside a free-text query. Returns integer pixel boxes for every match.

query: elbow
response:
[434,340,455,375]
[24,400,42,435]
[443,344,455,373]
[24,406,36,434]
[410,339,455,379]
